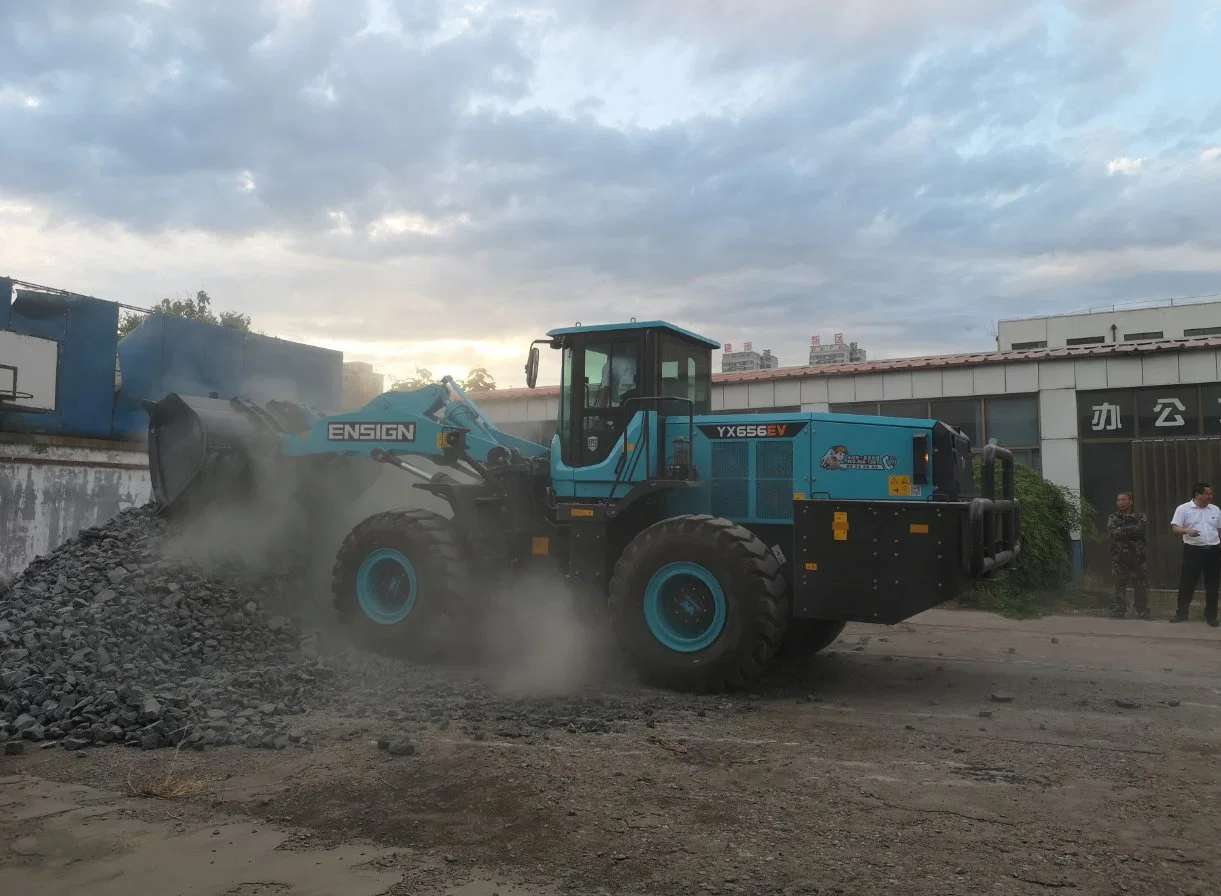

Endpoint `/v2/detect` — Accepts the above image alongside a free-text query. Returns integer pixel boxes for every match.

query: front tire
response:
[331,509,471,662]
[607,514,789,691]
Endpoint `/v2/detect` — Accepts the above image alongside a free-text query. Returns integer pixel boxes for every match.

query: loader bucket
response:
[144,393,286,518]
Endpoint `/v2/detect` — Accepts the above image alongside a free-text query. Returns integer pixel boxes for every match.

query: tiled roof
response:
[467,335,1221,402]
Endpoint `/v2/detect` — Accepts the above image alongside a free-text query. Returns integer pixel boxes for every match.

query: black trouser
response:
[1176,544,1221,620]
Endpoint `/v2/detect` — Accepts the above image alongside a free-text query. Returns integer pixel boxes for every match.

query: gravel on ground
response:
[3,505,1221,895]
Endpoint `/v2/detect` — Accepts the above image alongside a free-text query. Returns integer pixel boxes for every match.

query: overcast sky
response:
[3,0,1220,389]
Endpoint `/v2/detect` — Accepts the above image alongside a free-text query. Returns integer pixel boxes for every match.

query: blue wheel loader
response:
[143,320,1020,691]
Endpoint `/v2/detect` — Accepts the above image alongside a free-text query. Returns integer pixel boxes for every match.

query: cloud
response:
[2,0,1220,389]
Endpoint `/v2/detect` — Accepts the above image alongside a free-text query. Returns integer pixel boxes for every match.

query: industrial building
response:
[473,309,1221,590]
[1,277,344,578]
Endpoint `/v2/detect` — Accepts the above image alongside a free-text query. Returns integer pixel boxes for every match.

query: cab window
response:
[659,335,712,414]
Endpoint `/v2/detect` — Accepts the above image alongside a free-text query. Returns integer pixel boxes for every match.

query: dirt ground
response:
[3,607,1220,896]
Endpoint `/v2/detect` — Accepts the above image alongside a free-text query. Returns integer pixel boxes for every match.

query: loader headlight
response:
[912,433,929,485]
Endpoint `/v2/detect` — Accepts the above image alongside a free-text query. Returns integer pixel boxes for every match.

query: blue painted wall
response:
[2,286,119,439]
[111,314,343,436]
[2,278,343,441]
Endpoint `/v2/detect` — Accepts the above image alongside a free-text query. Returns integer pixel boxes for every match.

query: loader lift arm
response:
[278,376,549,469]
[142,377,556,570]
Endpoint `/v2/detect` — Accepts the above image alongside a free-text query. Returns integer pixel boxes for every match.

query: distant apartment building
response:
[997,298,1221,351]
[720,342,779,373]
[807,333,866,367]
[341,361,385,410]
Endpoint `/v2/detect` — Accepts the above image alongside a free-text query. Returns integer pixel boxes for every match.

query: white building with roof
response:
[997,297,1221,351]
[472,333,1221,589]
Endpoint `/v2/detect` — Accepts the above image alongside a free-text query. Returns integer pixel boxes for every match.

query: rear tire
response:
[778,619,847,658]
[607,514,788,691]
[331,509,471,662]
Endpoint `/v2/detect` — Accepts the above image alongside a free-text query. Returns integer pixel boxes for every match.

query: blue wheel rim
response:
[356,548,418,625]
[643,561,727,653]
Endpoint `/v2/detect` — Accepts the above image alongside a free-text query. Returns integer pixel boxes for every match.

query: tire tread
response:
[608,513,789,692]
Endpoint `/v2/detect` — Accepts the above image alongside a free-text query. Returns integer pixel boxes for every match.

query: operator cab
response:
[525,320,718,469]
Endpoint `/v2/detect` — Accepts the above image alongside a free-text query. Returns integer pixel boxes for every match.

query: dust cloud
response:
[474,567,628,698]
[151,417,630,698]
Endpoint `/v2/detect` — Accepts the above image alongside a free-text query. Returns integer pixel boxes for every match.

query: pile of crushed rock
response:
[0,504,342,755]
[1,504,717,756]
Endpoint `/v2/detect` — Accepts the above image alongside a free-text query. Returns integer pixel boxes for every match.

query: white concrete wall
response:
[0,433,465,583]
[0,436,151,578]
[998,300,1221,350]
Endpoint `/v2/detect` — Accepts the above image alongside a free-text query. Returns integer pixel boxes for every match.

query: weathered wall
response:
[0,434,150,579]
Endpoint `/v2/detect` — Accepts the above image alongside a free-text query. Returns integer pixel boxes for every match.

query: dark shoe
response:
[1136,608,1151,619]
[1170,614,1189,623]
[1207,618,1219,628]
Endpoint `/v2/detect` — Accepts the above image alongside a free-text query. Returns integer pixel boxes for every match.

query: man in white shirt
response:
[1169,481,1221,626]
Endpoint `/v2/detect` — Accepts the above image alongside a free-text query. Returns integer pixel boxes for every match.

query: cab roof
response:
[545,319,721,349]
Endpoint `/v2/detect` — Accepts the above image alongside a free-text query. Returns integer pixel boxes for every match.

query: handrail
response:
[602,395,697,502]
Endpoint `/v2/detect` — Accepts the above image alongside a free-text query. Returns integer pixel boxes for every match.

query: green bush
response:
[959,456,1095,618]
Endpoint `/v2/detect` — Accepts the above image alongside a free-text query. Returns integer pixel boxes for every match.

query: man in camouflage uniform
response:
[1108,491,1149,618]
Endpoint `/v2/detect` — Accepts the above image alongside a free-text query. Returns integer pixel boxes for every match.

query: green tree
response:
[459,367,496,392]
[390,367,436,391]
[117,289,253,338]
[391,367,497,392]
[962,456,1095,618]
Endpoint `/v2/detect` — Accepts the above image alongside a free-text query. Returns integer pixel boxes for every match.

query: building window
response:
[718,406,801,416]
[882,400,933,418]
[1066,335,1106,346]
[928,398,984,447]
[1124,330,1163,341]
[829,394,1040,469]
[1184,325,1221,338]
[985,395,1039,448]
[829,402,880,416]
[1011,340,1047,350]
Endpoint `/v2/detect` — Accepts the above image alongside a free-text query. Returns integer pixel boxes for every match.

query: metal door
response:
[1132,436,1221,586]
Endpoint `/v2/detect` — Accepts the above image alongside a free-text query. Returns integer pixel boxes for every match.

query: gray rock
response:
[0,502,732,754]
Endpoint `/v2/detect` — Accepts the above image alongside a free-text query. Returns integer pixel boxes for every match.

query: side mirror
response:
[525,345,540,389]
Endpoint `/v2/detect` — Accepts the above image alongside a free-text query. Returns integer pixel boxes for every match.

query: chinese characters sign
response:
[1079,389,1204,439]
[1078,392,1134,440]
[1134,388,1199,435]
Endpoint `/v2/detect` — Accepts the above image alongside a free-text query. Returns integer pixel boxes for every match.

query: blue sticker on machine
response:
[326,422,417,441]
[819,445,897,471]
[697,422,809,439]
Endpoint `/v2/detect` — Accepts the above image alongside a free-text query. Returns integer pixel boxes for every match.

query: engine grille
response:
[710,439,794,522]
